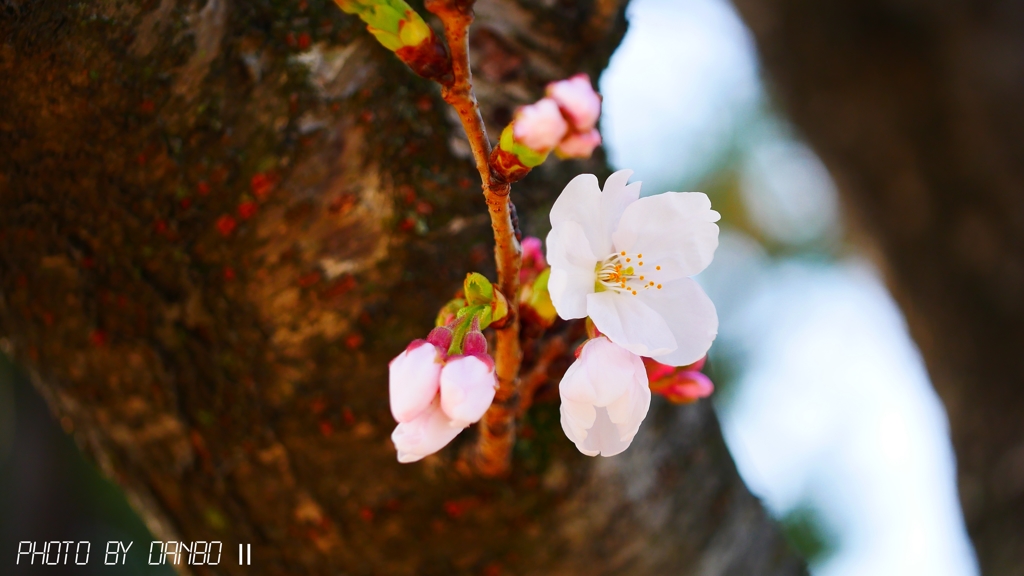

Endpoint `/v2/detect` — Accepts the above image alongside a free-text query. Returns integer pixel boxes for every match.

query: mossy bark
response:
[731,0,1024,572]
[0,0,803,573]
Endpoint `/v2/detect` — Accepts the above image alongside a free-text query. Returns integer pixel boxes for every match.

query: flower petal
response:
[391,400,464,463]
[605,366,651,443]
[580,336,638,406]
[639,277,718,366]
[586,291,677,357]
[388,342,443,423]
[546,74,601,131]
[513,98,568,152]
[612,192,720,277]
[556,129,602,159]
[575,407,636,457]
[599,169,642,245]
[546,221,598,319]
[549,173,611,257]
[604,353,649,425]
[560,397,596,442]
[560,405,600,457]
[558,350,597,404]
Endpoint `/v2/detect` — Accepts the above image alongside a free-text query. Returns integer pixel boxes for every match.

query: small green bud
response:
[526,268,556,325]
[464,272,494,307]
[398,12,431,47]
[498,125,548,168]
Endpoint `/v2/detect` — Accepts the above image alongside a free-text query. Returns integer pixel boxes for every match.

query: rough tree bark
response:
[0,0,804,574]
[731,0,1024,573]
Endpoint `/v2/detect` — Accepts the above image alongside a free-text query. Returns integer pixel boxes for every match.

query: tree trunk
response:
[731,0,1024,573]
[0,0,803,573]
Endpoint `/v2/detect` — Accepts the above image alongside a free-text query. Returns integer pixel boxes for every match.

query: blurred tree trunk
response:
[0,0,803,574]
[731,0,1024,572]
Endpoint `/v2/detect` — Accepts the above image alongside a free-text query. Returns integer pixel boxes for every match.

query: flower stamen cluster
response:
[595,251,666,295]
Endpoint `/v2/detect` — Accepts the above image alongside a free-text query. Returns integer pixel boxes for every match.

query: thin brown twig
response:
[517,335,568,417]
[425,0,522,476]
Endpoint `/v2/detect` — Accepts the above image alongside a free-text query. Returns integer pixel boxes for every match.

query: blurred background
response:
[0,0,979,573]
[601,0,978,573]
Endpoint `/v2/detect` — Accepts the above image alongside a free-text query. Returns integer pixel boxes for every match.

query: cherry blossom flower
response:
[546,169,720,366]
[559,336,651,457]
[512,98,568,152]
[388,324,496,462]
[546,74,602,132]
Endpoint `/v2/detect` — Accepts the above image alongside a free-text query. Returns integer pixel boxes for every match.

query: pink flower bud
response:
[426,325,454,351]
[512,98,568,152]
[440,355,497,427]
[642,357,677,383]
[391,399,464,463]
[389,340,444,423]
[521,236,546,274]
[546,74,602,131]
[684,355,707,372]
[651,370,714,404]
[462,330,487,357]
[555,129,602,159]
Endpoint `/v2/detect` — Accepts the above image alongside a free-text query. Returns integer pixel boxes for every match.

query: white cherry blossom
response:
[559,337,651,457]
[546,169,720,366]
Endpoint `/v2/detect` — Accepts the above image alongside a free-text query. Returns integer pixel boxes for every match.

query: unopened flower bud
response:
[559,337,650,457]
[555,129,602,159]
[519,268,557,330]
[651,370,714,404]
[644,357,714,404]
[520,236,547,280]
[462,330,488,357]
[642,357,676,383]
[333,0,452,84]
[440,355,497,427]
[389,340,444,422]
[546,74,602,131]
[426,324,454,351]
[512,98,569,152]
[684,355,707,372]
